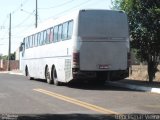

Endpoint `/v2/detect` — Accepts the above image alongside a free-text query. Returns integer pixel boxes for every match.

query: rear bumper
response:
[72,70,96,80]
[72,68,129,80]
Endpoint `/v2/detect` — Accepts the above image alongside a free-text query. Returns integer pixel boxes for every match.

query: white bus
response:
[20,9,130,85]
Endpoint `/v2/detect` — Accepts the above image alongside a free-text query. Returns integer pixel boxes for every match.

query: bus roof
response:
[23,9,126,38]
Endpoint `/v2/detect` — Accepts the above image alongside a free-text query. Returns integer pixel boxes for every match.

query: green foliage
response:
[112,0,160,82]
[1,55,8,60]
[10,52,16,60]
[0,53,15,60]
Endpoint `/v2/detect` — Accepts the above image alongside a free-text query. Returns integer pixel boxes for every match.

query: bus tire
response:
[52,67,60,86]
[45,66,53,84]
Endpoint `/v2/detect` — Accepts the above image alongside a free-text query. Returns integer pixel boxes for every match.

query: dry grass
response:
[128,65,160,82]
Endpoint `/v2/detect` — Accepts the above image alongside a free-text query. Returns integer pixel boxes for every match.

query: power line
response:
[2,0,91,35]
[0,27,31,40]
[0,0,30,42]
[0,0,30,41]
[3,0,91,33]
[0,15,9,30]
[0,29,8,41]
[38,0,74,10]
[0,35,24,39]
[48,0,91,19]
[13,0,91,29]
[13,10,35,28]
[11,24,34,29]
[0,44,6,46]
[0,42,21,45]
[11,0,29,15]
[6,0,91,29]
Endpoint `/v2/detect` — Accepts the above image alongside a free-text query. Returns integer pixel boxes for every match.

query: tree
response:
[112,0,160,82]
[0,54,2,59]
[10,52,16,60]
[0,53,15,60]
[1,55,8,60]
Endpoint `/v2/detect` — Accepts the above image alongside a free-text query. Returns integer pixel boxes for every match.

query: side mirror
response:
[20,43,24,51]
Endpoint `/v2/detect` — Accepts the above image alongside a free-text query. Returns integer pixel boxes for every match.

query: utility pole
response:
[35,0,38,28]
[8,13,11,71]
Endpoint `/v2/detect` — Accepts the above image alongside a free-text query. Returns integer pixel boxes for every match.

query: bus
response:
[20,9,130,85]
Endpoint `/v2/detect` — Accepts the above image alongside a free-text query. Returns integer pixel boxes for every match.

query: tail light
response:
[73,52,79,68]
[127,52,131,67]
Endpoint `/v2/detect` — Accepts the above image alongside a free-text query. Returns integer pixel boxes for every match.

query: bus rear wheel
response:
[52,67,60,86]
[45,66,53,84]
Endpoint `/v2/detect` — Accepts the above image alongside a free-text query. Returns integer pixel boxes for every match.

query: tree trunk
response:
[147,60,158,83]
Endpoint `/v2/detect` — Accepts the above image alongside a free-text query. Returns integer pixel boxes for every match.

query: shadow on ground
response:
[31,78,142,92]
[66,80,143,92]
[121,79,160,88]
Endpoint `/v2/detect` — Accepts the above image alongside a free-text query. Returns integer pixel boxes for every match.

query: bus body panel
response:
[78,10,129,38]
[77,10,129,72]
[79,41,128,71]
[22,38,73,82]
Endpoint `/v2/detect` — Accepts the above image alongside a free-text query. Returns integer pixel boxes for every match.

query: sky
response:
[0,0,112,55]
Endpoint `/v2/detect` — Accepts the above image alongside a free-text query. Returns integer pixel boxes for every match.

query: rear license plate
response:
[98,64,110,69]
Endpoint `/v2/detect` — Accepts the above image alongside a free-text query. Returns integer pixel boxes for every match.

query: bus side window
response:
[35,33,38,47]
[40,31,44,45]
[25,37,28,49]
[29,36,32,48]
[58,24,62,41]
[50,27,54,43]
[46,28,50,44]
[28,36,31,48]
[32,35,35,47]
[43,30,47,44]
[54,26,58,42]
[38,32,41,46]
[62,22,68,40]
[68,20,73,39]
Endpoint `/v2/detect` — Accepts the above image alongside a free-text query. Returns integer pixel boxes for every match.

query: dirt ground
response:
[128,65,160,82]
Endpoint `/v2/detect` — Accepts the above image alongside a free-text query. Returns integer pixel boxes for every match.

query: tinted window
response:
[46,29,50,44]
[43,30,47,44]
[29,36,32,48]
[62,22,68,40]
[35,34,38,47]
[40,31,44,45]
[32,35,35,47]
[58,24,62,41]
[54,26,58,42]
[37,32,41,46]
[50,27,54,43]
[68,20,73,39]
